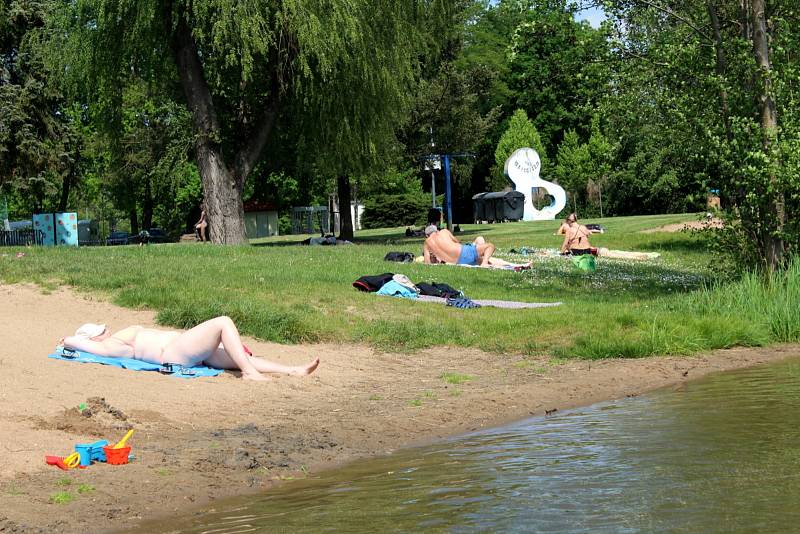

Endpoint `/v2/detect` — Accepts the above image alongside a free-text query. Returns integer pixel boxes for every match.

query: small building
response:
[243,200,279,239]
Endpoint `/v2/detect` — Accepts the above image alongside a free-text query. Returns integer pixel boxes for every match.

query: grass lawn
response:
[2,213,797,358]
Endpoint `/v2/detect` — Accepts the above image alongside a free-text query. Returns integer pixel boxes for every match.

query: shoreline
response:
[0,283,797,533]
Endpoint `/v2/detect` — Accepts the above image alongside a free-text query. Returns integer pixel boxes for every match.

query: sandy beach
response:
[0,282,796,533]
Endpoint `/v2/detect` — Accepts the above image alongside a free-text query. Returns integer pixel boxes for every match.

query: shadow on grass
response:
[251,240,308,248]
[253,237,422,247]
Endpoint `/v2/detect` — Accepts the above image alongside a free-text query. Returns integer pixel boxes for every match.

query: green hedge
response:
[361,193,430,229]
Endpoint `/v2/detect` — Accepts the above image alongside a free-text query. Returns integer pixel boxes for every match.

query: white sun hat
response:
[74,323,107,339]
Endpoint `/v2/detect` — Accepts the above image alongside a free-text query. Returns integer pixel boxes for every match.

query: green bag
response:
[572,254,596,272]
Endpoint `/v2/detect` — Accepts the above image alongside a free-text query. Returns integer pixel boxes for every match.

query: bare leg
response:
[473,236,486,246]
[487,257,532,269]
[473,242,531,269]
[476,242,496,267]
[205,347,319,376]
[162,316,269,381]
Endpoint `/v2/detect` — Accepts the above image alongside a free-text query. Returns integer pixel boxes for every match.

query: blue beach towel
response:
[49,348,223,379]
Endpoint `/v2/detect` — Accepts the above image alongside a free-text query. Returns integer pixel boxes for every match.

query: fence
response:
[0,229,45,247]
[291,206,329,235]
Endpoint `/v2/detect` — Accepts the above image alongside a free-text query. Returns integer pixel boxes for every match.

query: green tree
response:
[507,0,611,156]
[0,0,80,214]
[492,108,547,190]
[55,0,454,244]
[604,0,800,269]
[554,129,591,214]
[399,61,501,220]
[108,80,196,235]
[585,117,615,217]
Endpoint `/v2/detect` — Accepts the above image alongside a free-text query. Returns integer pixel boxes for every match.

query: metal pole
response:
[444,155,453,231]
[429,127,437,208]
[430,169,436,207]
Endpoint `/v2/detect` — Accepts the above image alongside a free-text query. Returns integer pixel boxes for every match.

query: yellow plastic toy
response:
[63,452,81,469]
[113,429,134,449]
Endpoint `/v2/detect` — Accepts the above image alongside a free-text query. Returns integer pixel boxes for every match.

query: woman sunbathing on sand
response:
[59,316,319,382]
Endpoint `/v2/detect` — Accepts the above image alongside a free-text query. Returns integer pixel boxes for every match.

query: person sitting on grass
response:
[58,317,319,382]
[423,225,530,269]
[560,213,595,256]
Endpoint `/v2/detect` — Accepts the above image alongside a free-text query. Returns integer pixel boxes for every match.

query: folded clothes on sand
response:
[49,348,223,378]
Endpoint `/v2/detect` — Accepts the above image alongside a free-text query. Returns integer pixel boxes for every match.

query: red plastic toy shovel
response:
[45,455,69,470]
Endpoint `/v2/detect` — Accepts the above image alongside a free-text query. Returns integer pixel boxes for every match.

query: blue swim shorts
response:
[457,243,480,265]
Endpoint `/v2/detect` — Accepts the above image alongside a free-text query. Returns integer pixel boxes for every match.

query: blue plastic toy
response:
[75,439,109,466]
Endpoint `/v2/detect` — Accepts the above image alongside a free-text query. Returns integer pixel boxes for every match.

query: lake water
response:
[135,358,800,533]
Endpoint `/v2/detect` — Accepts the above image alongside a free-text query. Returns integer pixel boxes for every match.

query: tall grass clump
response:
[688,259,800,342]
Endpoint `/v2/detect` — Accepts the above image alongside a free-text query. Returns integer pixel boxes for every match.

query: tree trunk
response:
[142,177,153,230]
[168,11,284,245]
[707,2,733,210]
[129,207,139,235]
[200,145,247,243]
[58,173,71,213]
[750,0,784,270]
[707,2,732,142]
[337,175,354,241]
[170,14,247,244]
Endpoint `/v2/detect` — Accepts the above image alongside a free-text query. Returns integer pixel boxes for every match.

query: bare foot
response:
[242,372,272,381]
[288,357,320,376]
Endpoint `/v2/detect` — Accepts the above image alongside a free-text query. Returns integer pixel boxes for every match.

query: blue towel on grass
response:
[376,280,419,299]
[49,348,223,379]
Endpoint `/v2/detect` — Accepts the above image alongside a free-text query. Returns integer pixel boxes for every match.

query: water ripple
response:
[130,357,800,534]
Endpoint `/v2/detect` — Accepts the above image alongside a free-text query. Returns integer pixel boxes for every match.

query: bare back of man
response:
[424,229,462,264]
[424,229,496,266]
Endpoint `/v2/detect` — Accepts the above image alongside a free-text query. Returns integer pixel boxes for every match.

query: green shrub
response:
[278,214,292,235]
[361,193,430,229]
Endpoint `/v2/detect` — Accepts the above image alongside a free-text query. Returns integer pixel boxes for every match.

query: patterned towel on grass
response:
[49,348,223,378]
[416,295,561,309]
[428,263,530,271]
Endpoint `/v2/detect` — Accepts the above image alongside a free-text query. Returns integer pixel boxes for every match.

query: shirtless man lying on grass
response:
[423,225,531,269]
[59,317,319,382]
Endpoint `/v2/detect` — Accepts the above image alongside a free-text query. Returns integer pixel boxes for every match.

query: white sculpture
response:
[504,148,566,221]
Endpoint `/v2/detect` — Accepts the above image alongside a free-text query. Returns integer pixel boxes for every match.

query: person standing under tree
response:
[195,204,208,242]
